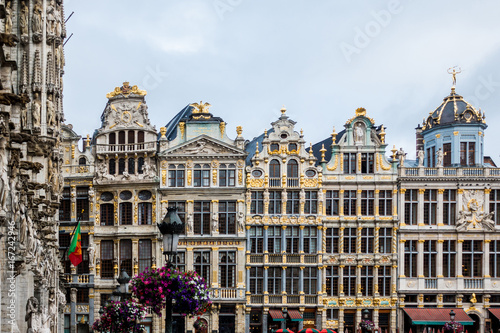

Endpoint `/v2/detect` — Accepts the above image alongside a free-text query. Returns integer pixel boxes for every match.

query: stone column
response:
[263,266,268,294]
[70,288,77,333]
[186,246,194,271]
[437,189,444,226]
[89,289,95,330]
[339,227,345,254]
[282,267,287,296]
[437,240,444,277]
[245,309,251,333]
[417,240,425,278]
[374,226,380,254]
[374,265,380,296]
[339,265,345,296]
[299,267,304,294]
[457,240,464,277]
[485,240,491,278]
[263,225,269,255]
[186,200,194,236]
[391,309,397,333]
[485,189,492,214]
[212,200,219,236]
[211,247,219,289]
[400,189,406,225]
[339,190,345,217]
[299,225,304,253]
[263,307,269,333]
[418,189,425,226]
[281,226,287,254]
[399,240,406,277]
[70,184,76,221]
[357,189,362,217]
[338,309,345,333]
[317,266,323,295]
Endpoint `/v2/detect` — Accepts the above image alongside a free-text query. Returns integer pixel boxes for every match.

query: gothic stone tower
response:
[0,0,67,332]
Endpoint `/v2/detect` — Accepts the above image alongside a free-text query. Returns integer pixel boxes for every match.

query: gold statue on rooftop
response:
[447,66,462,87]
[190,101,211,114]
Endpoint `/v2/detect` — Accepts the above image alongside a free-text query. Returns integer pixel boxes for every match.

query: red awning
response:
[489,308,500,320]
[288,309,303,321]
[403,308,474,325]
[269,309,285,321]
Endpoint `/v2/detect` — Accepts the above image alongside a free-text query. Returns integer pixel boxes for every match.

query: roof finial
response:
[280,105,286,114]
[447,66,461,90]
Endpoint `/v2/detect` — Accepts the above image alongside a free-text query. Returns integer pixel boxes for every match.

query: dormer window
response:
[360,153,374,174]
[270,143,279,152]
[288,143,297,152]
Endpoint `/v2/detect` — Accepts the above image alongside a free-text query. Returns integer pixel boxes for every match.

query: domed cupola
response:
[419,69,488,168]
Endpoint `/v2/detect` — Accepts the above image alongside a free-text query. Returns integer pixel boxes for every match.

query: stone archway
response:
[194,318,208,333]
[466,311,482,333]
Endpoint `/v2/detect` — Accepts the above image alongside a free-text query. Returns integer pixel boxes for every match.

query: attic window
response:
[281,133,288,139]
[288,143,297,152]
[270,143,279,152]
[79,157,87,165]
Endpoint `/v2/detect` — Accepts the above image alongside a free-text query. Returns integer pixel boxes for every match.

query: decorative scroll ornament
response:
[106,82,147,98]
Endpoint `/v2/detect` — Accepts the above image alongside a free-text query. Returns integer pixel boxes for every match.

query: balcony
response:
[269,254,283,263]
[464,278,483,289]
[402,167,497,178]
[269,177,281,188]
[424,278,437,289]
[63,164,95,175]
[249,255,263,263]
[286,254,301,263]
[64,274,94,285]
[250,295,263,304]
[287,177,299,188]
[96,142,156,154]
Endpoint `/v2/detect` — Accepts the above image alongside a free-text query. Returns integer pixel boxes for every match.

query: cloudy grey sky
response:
[63,0,500,160]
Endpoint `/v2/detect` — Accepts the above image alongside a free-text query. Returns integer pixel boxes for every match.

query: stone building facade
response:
[58,80,500,333]
[398,87,500,333]
[0,0,67,332]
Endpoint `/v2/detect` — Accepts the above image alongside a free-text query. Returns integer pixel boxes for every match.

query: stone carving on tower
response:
[0,0,67,332]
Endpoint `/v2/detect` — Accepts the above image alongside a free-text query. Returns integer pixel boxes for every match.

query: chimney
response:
[415,125,423,153]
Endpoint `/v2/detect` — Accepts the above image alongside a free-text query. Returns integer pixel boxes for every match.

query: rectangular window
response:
[76,187,89,220]
[249,226,264,253]
[249,267,264,294]
[219,167,236,187]
[326,266,339,296]
[303,227,317,254]
[64,314,70,333]
[268,190,282,215]
[100,203,114,226]
[343,228,357,254]
[427,146,436,167]
[194,251,210,285]
[169,201,186,234]
[404,189,418,225]
[59,187,71,221]
[120,239,132,277]
[193,201,211,235]
[490,241,500,278]
[267,226,282,253]
[174,252,185,272]
[343,266,357,296]
[138,202,152,225]
[378,190,393,216]
[267,267,282,294]
[360,228,374,254]
[286,191,300,214]
[443,240,456,278]
[463,240,482,277]
[138,239,151,274]
[360,190,374,215]
[443,190,456,225]
[285,227,300,253]
[360,153,374,174]
[326,190,339,216]
[378,266,391,296]
[423,240,437,277]
[304,191,318,214]
[326,228,339,253]
[168,166,185,187]
[218,201,236,234]
[443,143,451,166]
[360,266,373,296]
[303,267,317,294]
[219,251,236,288]
[286,267,300,294]
[343,153,357,174]
[460,142,475,166]
[404,240,417,278]
[423,189,437,225]
[194,165,210,187]
[250,191,264,215]
[120,202,132,225]
[379,228,392,254]
[101,240,114,279]
[77,288,89,303]
[490,190,500,225]
[343,190,357,216]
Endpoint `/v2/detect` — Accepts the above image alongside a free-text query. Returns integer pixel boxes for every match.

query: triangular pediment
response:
[161,135,246,157]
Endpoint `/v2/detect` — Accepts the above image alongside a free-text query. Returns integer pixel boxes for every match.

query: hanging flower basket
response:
[443,321,464,333]
[92,299,147,332]
[131,266,212,317]
[360,319,376,332]
[193,317,208,330]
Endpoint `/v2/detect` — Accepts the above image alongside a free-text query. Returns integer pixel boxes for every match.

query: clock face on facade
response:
[121,111,132,123]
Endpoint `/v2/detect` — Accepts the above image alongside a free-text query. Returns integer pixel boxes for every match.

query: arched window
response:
[118,158,125,175]
[109,159,116,175]
[269,159,280,178]
[128,158,135,174]
[109,133,116,152]
[138,131,145,149]
[287,160,299,178]
[128,131,135,150]
[79,157,87,165]
[138,157,144,174]
[118,131,125,151]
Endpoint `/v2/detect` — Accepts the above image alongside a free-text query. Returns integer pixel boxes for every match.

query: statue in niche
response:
[87,244,95,267]
[212,212,218,233]
[32,0,43,34]
[47,95,55,127]
[20,1,29,35]
[417,149,425,167]
[46,0,56,35]
[186,213,193,233]
[354,122,365,144]
[32,94,41,128]
[21,105,28,129]
[4,1,12,34]
[436,148,444,167]
[237,211,244,232]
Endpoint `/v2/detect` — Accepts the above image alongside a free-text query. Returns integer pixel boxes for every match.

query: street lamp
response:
[449,310,456,322]
[112,270,132,301]
[157,207,185,333]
